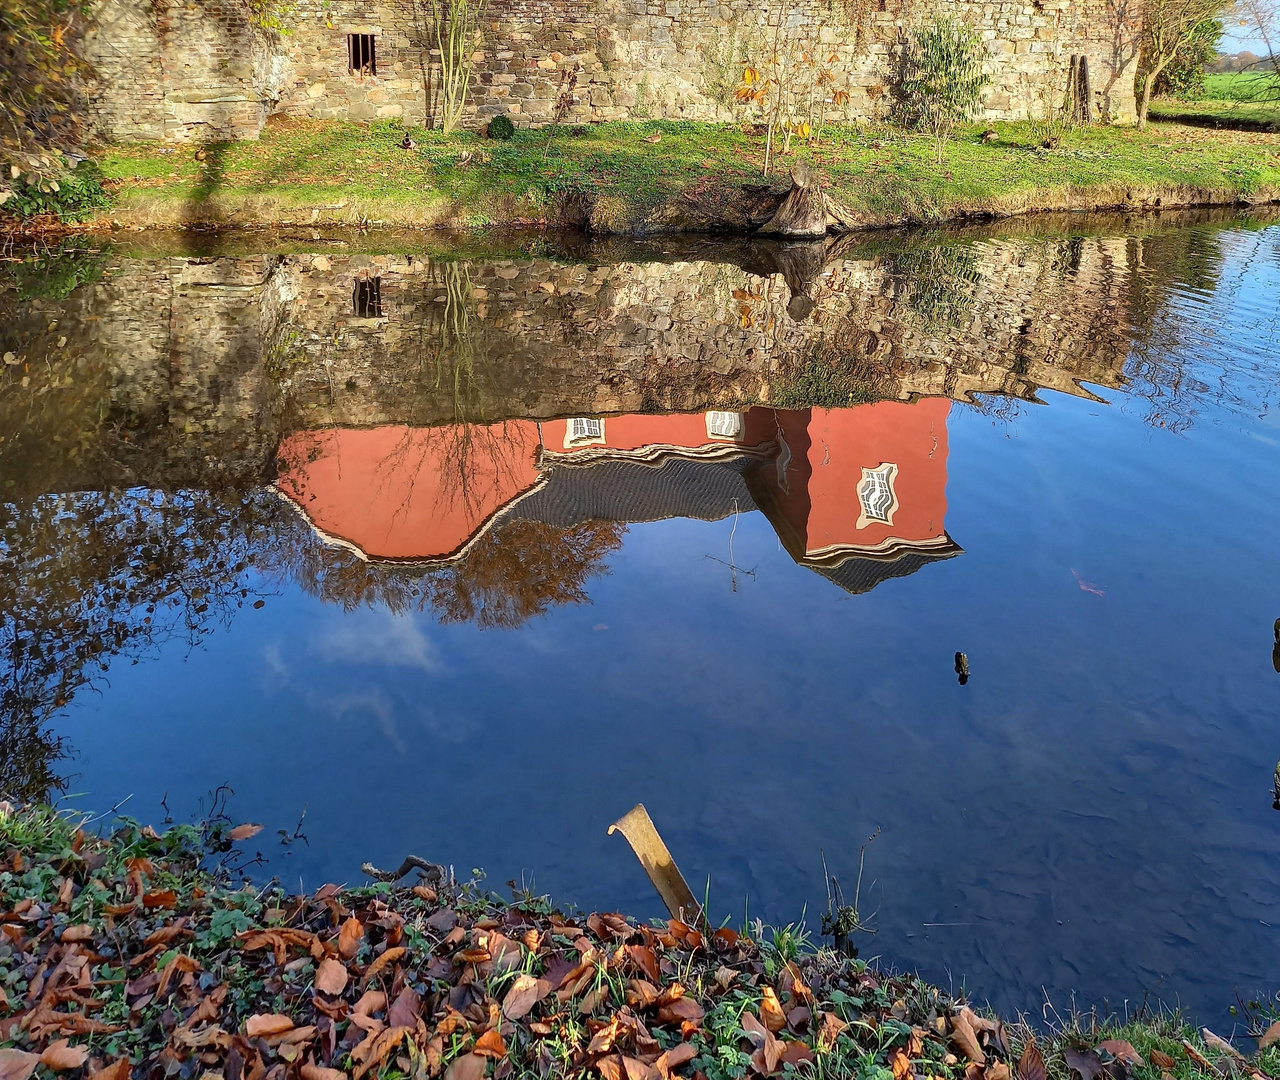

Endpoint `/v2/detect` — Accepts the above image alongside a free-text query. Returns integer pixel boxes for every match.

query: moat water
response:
[3,210,1280,1027]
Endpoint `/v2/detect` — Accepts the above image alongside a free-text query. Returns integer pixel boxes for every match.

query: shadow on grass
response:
[185,141,232,222]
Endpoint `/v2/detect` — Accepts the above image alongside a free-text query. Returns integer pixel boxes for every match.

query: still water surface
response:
[3,212,1280,1026]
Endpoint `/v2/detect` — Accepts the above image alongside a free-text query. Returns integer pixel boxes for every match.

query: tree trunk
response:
[758,160,827,238]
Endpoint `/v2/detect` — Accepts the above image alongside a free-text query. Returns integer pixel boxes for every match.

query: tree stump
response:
[758,160,827,239]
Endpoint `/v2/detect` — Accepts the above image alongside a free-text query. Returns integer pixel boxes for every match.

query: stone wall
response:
[84,0,1141,141]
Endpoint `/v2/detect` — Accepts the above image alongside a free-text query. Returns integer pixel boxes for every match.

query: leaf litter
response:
[0,805,1277,1080]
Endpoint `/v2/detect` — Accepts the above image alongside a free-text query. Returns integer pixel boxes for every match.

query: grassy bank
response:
[82,117,1280,234]
[1,803,1278,1080]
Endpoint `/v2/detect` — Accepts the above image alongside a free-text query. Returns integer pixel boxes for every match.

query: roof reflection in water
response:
[275,398,960,596]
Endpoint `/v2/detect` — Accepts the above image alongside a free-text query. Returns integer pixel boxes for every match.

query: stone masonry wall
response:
[85,0,1140,141]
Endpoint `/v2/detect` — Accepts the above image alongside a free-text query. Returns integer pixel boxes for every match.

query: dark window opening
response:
[353,278,382,317]
[348,34,377,75]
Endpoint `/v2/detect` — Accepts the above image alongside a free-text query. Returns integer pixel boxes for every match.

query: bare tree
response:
[1235,0,1280,92]
[1137,0,1236,125]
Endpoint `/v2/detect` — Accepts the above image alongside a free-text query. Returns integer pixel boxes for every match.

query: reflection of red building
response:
[275,399,960,594]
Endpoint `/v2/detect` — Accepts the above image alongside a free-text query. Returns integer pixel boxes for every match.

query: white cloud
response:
[311,610,443,672]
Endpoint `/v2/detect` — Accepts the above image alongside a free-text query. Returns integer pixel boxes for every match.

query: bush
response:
[488,114,516,140]
[1154,17,1222,99]
[899,14,990,163]
[0,160,110,221]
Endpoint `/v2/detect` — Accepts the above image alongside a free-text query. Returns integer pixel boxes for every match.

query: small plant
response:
[487,114,515,140]
[899,13,990,163]
[0,159,110,221]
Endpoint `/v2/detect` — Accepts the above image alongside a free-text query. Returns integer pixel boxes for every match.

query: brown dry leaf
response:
[596,1056,624,1080]
[987,1064,1011,1080]
[412,885,437,904]
[229,824,264,841]
[87,1059,131,1080]
[39,1042,89,1071]
[1148,1050,1176,1069]
[442,1053,486,1080]
[1199,1031,1242,1062]
[142,890,177,910]
[315,958,348,996]
[780,1042,814,1068]
[338,917,365,961]
[351,1026,412,1080]
[818,1011,848,1051]
[950,1011,986,1065]
[713,966,737,991]
[300,1066,347,1080]
[654,1043,696,1079]
[656,996,703,1026]
[363,947,406,983]
[625,979,660,1009]
[502,975,551,1021]
[0,1049,40,1080]
[1259,1023,1280,1052]
[1095,1044,1146,1069]
[246,1014,295,1038]
[1018,1038,1048,1080]
[889,1049,911,1080]
[624,945,660,983]
[620,1057,658,1080]
[579,984,609,1015]
[387,987,420,1030]
[1064,1048,1103,1080]
[60,925,94,943]
[474,1030,506,1059]
[760,987,786,1033]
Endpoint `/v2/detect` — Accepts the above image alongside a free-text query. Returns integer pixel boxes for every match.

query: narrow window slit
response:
[353,278,382,317]
[348,34,376,75]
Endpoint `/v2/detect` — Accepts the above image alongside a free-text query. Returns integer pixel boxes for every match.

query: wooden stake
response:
[608,804,703,925]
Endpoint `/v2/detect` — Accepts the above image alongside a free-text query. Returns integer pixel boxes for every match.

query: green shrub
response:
[899,14,990,163]
[488,114,516,140]
[2,160,110,221]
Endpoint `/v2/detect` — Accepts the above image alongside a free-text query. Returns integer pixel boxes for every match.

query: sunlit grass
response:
[94,115,1280,229]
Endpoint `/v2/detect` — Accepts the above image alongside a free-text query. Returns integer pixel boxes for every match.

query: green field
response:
[1151,70,1280,130]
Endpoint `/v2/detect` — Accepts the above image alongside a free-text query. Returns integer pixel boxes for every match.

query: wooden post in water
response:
[608,804,703,925]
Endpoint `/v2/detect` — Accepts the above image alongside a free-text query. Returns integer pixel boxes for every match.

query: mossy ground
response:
[86,116,1280,233]
[0,803,1278,1080]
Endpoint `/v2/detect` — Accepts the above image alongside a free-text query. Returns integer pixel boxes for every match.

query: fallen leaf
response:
[338,917,364,960]
[625,945,660,982]
[315,958,348,996]
[412,885,437,904]
[1064,1048,1103,1080]
[388,987,420,1029]
[987,1065,1011,1080]
[1200,1030,1242,1062]
[1097,1040,1144,1068]
[300,1066,347,1080]
[1258,1022,1280,1051]
[142,890,177,910]
[61,924,94,942]
[39,1042,88,1071]
[0,1050,40,1080]
[890,1049,911,1080]
[760,987,786,1033]
[443,1053,486,1080]
[246,1014,295,1038]
[579,984,609,1014]
[229,824,264,841]
[474,1029,506,1059]
[363,946,406,983]
[656,996,703,1026]
[818,1011,848,1050]
[950,1011,986,1065]
[780,1042,813,1068]
[654,1043,696,1079]
[503,974,551,1021]
[1018,1038,1048,1080]
[87,1059,131,1080]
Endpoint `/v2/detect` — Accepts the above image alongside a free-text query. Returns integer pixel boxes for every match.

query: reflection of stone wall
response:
[84,0,1139,141]
[266,236,1132,428]
[4,234,1134,493]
